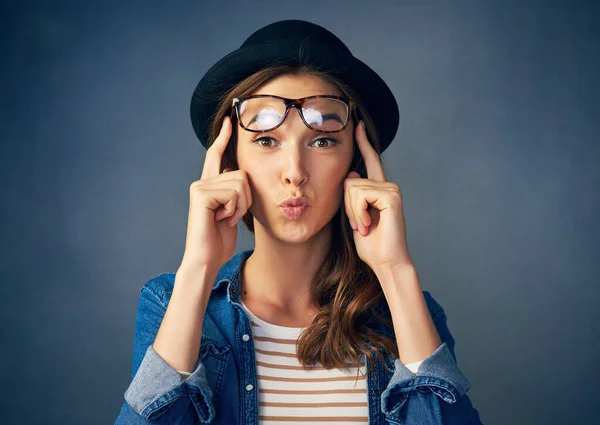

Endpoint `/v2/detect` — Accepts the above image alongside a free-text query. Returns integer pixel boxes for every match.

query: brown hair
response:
[207,64,398,378]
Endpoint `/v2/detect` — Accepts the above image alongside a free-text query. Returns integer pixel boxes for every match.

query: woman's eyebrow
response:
[318,112,345,125]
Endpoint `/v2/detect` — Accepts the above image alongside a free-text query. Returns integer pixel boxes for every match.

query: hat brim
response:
[190,39,399,153]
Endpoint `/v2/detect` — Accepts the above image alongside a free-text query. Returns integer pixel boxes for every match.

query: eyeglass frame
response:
[231,94,356,133]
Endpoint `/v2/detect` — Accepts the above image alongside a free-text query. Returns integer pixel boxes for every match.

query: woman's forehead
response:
[253,73,342,98]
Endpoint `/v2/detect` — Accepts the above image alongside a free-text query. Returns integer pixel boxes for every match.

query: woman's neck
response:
[241,221,332,313]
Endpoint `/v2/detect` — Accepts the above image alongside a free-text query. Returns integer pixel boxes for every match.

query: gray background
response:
[1,0,598,424]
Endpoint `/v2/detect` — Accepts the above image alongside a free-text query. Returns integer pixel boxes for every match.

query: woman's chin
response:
[254,210,333,244]
[274,222,315,243]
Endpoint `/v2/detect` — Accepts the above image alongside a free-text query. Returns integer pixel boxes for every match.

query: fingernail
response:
[349,219,357,230]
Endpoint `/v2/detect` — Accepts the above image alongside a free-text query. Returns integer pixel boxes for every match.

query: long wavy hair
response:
[206,64,398,378]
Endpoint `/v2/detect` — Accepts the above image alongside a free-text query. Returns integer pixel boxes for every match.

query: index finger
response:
[355,121,386,182]
[201,116,233,180]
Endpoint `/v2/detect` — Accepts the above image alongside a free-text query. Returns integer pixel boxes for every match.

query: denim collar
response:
[212,248,392,323]
[212,249,254,297]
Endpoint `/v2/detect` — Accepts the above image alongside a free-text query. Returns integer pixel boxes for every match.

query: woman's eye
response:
[252,137,276,148]
[311,138,338,148]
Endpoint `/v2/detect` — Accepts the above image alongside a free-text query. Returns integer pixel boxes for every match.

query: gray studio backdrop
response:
[1,1,599,424]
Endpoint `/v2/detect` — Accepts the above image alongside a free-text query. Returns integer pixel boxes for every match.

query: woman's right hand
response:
[180,116,252,274]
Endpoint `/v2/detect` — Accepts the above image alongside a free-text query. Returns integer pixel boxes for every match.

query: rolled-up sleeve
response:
[113,275,215,424]
[380,291,484,425]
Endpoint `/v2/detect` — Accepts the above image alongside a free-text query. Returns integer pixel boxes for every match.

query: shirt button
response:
[372,389,381,396]
[242,334,250,342]
[246,384,254,391]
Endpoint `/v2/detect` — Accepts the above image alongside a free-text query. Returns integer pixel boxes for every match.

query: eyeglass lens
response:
[238,97,349,132]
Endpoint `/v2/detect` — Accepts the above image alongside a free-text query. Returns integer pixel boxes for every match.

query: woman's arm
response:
[377,265,443,364]
[377,266,484,424]
[113,267,219,425]
[152,264,217,373]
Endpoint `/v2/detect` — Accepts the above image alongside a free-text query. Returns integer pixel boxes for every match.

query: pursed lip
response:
[279,197,309,207]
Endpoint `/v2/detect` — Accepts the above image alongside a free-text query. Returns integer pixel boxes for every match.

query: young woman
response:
[114,20,483,425]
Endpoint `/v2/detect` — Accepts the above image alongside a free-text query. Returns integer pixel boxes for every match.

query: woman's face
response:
[236,73,355,243]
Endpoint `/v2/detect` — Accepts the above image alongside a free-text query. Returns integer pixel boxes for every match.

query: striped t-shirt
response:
[240,300,370,424]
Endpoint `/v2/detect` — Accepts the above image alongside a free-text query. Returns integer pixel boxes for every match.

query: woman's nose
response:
[276,109,308,186]
[281,147,308,187]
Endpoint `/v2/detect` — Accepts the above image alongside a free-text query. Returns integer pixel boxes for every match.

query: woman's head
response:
[206,65,397,375]
[208,65,381,238]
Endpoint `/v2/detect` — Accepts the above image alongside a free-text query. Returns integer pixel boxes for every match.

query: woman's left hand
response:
[344,121,414,275]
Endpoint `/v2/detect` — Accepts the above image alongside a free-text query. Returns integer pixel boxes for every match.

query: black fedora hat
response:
[190,19,399,153]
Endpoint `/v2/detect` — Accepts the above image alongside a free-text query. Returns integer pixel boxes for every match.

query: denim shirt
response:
[114,249,483,425]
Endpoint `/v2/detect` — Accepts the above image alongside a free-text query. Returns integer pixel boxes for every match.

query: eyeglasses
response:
[232,95,355,133]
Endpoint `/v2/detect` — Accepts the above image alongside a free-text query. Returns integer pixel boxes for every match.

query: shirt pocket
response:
[198,335,231,405]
